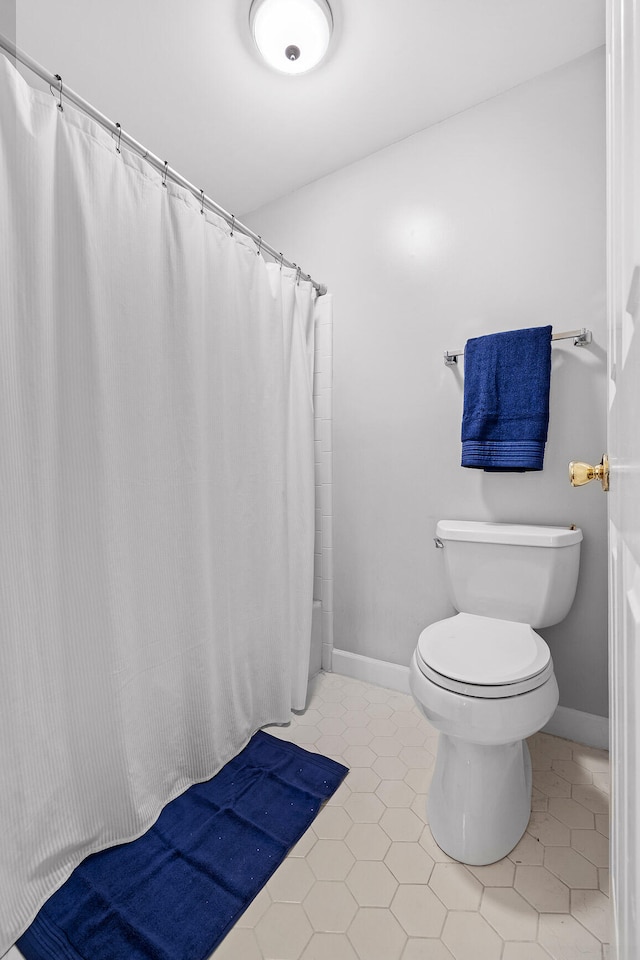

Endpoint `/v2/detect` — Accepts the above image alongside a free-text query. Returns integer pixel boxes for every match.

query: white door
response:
[607,1,640,957]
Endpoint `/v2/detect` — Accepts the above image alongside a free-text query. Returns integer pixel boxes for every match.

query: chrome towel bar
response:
[444,327,592,366]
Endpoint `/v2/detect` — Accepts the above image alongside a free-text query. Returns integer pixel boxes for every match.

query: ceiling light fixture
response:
[249,0,333,75]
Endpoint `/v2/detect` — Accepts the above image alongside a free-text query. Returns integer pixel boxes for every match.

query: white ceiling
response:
[12,0,604,216]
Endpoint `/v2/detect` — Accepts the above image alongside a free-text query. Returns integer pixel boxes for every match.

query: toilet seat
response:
[416,612,553,699]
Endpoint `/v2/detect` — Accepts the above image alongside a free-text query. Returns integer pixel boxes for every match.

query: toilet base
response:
[427,735,533,865]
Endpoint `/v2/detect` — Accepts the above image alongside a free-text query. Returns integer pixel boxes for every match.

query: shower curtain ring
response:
[113,122,122,154]
[230,215,235,237]
[162,161,168,187]
[50,74,64,112]
[256,236,262,257]
[296,266,301,285]
[279,253,284,271]
[200,189,205,215]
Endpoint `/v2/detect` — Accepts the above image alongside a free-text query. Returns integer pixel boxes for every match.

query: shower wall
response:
[312,301,334,676]
[248,49,608,725]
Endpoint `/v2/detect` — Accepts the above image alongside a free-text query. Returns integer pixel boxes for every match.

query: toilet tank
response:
[436,520,582,629]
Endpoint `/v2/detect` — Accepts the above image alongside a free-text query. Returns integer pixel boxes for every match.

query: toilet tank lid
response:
[436,520,583,547]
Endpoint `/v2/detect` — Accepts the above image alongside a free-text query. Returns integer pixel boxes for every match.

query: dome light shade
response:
[249,0,333,75]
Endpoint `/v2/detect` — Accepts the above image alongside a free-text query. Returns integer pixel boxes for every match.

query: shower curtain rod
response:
[0,32,327,297]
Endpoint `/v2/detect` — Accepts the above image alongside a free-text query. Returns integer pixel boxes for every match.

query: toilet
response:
[409,519,582,866]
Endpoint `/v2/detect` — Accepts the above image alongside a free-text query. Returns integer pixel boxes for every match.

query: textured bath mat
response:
[17,731,348,960]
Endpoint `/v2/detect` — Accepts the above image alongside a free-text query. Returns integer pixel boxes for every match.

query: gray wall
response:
[0,3,16,44]
[247,49,608,719]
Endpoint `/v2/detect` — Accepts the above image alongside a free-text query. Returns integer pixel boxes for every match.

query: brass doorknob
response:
[569,454,609,492]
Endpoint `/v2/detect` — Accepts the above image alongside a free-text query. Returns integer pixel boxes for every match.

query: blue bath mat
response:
[17,732,348,960]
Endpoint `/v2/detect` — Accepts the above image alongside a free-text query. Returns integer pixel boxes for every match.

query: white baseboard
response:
[542,705,609,751]
[331,648,609,751]
[331,648,411,694]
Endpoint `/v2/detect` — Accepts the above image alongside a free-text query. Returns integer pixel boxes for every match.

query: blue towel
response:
[461,325,552,471]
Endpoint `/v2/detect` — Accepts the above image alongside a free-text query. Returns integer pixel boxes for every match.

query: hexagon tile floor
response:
[6,670,610,960]
[218,671,610,960]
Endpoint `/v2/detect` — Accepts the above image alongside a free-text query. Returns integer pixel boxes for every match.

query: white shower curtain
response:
[0,55,317,952]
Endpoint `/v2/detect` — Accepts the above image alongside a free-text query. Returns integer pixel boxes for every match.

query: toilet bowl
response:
[410,520,582,865]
